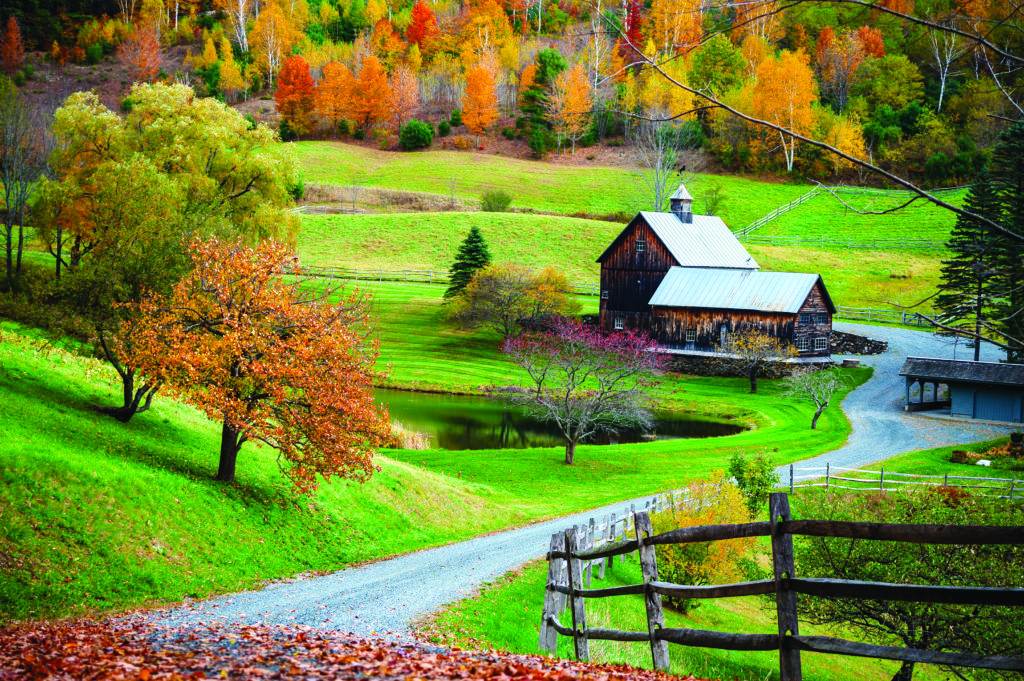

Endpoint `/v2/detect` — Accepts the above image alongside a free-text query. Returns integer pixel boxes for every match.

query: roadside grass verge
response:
[0,278,867,623]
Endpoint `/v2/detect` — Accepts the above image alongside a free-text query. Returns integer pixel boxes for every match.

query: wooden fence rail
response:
[539,492,1024,679]
[784,464,1024,500]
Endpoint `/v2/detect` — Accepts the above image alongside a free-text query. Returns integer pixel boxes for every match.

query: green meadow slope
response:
[0,278,868,623]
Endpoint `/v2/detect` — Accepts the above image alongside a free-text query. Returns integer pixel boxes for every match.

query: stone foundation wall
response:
[831,330,888,355]
[659,353,833,378]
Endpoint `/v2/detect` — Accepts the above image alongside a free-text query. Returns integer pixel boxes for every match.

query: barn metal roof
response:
[648,267,826,313]
[899,357,1024,387]
[639,211,760,270]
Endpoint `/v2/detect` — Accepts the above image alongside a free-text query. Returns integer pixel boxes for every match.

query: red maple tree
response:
[129,238,390,492]
[406,0,440,49]
[1,16,24,75]
[275,54,316,135]
[117,26,161,82]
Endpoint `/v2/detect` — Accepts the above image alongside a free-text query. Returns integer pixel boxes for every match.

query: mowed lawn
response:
[1,279,867,623]
[300,212,943,310]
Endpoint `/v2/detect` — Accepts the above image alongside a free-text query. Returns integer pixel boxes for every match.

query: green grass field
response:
[0,277,869,624]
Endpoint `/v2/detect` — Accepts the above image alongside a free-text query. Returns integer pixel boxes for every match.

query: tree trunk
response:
[564,439,577,465]
[217,420,244,482]
[811,405,825,429]
[749,365,758,393]
[891,661,914,681]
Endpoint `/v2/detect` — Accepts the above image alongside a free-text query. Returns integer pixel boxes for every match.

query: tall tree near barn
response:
[445,226,491,299]
[988,121,1024,361]
[722,329,793,393]
[936,173,1002,360]
[129,239,390,491]
[548,63,591,154]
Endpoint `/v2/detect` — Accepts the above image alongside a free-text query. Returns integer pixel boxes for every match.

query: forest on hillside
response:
[2,0,1020,187]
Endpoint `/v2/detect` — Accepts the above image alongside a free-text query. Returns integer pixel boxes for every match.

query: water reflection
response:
[375,388,744,451]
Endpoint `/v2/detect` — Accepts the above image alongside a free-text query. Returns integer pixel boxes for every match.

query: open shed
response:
[899,357,1024,423]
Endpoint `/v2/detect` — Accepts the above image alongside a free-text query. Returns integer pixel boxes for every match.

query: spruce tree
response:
[935,172,1002,361]
[445,226,491,298]
[988,121,1024,362]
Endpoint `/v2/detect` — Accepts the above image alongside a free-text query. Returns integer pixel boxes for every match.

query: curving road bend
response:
[156,323,1015,637]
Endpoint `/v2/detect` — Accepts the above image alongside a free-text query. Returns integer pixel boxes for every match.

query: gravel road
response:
[158,323,1016,637]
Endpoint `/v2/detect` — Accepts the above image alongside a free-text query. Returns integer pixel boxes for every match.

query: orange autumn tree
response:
[351,54,392,131]
[275,54,316,135]
[463,63,498,139]
[315,61,354,132]
[130,238,390,492]
[549,63,592,154]
[1,16,25,75]
[117,26,161,82]
[752,49,817,172]
[406,0,440,50]
[388,64,420,129]
[647,0,702,54]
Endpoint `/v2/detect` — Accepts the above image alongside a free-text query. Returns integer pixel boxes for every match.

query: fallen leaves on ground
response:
[0,618,705,680]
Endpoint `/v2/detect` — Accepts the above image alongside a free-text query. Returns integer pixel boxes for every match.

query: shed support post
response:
[770,493,803,681]
[634,512,670,671]
[564,527,589,661]
[539,532,566,654]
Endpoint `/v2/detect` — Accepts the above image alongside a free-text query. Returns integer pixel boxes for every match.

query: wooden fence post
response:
[564,527,589,661]
[600,514,612,579]
[879,467,885,492]
[585,518,596,586]
[634,512,670,672]
[825,463,830,491]
[770,493,802,681]
[789,464,795,494]
[539,532,566,653]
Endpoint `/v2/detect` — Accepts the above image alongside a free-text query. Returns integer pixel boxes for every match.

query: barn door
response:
[974,391,1016,422]
[719,325,728,348]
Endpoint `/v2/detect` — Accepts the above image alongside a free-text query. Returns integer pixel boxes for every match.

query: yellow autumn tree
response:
[752,49,817,172]
[638,55,694,119]
[250,0,300,86]
[549,63,592,154]
[462,62,499,139]
[219,36,245,101]
[647,0,703,54]
[816,108,865,174]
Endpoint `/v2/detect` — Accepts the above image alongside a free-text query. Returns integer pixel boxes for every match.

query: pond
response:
[375,388,744,451]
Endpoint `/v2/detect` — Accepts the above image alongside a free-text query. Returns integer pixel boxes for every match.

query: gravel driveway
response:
[158,323,1016,637]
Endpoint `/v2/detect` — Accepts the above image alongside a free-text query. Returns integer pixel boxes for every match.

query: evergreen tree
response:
[935,172,1002,361]
[988,121,1024,362]
[445,226,491,299]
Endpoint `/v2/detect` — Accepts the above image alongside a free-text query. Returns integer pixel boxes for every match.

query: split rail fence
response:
[539,493,1024,679]
[784,464,1024,500]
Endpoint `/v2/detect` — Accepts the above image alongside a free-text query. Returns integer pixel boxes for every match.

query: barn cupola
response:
[669,183,693,223]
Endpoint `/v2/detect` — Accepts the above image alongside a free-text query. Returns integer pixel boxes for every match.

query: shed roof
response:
[899,357,1024,387]
[670,185,693,201]
[648,267,832,314]
[596,211,759,270]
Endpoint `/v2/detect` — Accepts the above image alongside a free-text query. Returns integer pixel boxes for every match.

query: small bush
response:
[22,64,34,79]
[449,109,462,126]
[480,190,512,212]
[399,119,434,150]
[85,43,103,64]
[353,127,365,140]
[501,127,515,140]
[437,120,451,137]
[287,177,305,201]
[651,474,755,614]
[452,134,473,150]
[12,71,26,86]
[728,451,778,516]
[528,127,548,157]
[279,119,298,142]
[337,119,352,136]
[120,97,134,113]
[244,113,258,130]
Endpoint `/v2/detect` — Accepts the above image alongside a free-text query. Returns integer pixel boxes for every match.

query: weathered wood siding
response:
[599,218,677,331]
[793,281,832,356]
[651,308,795,351]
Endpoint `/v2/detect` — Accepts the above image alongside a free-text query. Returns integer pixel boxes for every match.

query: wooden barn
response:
[597,183,835,357]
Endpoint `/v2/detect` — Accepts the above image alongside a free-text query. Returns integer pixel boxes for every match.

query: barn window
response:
[796,337,811,352]
[685,328,696,342]
[814,336,829,351]
[816,312,829,324]
[636,238,646,253]
[601,289,609,299]
[799,312,813,325]
[614,317,625,330]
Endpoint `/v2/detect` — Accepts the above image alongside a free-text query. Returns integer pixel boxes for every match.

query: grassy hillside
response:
[300,213,942,310]
[287,142,960,237]
[0,278,868,623]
